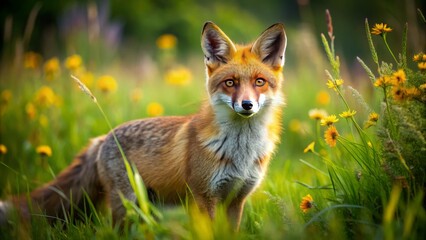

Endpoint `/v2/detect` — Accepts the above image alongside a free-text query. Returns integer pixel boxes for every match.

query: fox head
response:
[201,22,286,119]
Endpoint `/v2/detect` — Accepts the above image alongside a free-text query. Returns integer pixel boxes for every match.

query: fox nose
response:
[241,100,254,110]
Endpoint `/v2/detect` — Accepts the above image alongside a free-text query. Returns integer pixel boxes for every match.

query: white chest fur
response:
[205,116,273,196]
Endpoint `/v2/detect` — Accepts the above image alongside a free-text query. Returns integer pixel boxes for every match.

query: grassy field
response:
[1,12,426,239]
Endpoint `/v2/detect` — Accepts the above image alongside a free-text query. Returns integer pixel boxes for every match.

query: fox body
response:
[0,22,287,229]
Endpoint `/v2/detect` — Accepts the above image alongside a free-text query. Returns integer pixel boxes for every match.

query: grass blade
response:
[365,19,378,65]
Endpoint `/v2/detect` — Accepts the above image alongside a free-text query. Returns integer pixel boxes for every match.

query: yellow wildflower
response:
[316,90,330,105]
[324,125,339,147]
[419,84,426,91]
[35,86,56,107]
[303,142,315,153]
[300,194,314,213]
[36,145,52,157]
[164,66,192,86]
[339,109,356,118]
[320,115,339,126]
[418,62,426,71]
[391,69,406,86]
[405,87,421,99]
[374,75,392,88]
[147,102,164,117]
[326,80,334,89]
[368,112,379,122]
[335,79,344,86]
[392,86,407,101]
[326,79,343,91]
[65,54,83,72]
[24,51,42,69]
[156,34,177,50]
[0,144,7,155]
[371,23,392,35]
[44,57,60,80]
[308,108,328,120]
[367,142,373,148]
[97,75,117,93]
[413,53,422,62]
[26,102,37,119]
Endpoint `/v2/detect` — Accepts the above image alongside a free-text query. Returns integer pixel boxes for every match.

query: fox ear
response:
[201,22,236,69]
[251,23,287,69]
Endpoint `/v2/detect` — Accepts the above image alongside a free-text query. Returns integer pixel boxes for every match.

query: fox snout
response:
[232,95,265,118]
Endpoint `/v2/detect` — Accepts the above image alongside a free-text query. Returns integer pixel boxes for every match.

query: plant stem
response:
[383,34,399,65]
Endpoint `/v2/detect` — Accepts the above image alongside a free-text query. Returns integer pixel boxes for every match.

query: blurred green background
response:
[1,0,425,63]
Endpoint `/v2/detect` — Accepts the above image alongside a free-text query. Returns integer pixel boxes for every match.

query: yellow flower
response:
[308,108,328,120]
[418,62,426,70]
[374,75,392,88]
[391,69,406,86]
[405,87,421,99]
[413,53,422,62]
[26,102,37,119]
[320,115,339,126]
[0,144,7,155]
[303,142,315,153]
[65,54,83,72]
[164,66,192,86]
[324,125,339,147]
[367,141,373,148]
[156,34,177,50]
[36,145,52,157]
[371,23,392,35]
[300,194,314,213]
[368,112,379,122]
[147,102,164,117]
[339,109,356,118]
[316,90,330,105]
[419,84,426,91]
[326,79,343,92]
[97,75,117,93]
[24,51,42,69]
[44,57,60,80]
[35,86,57,107]
[365,112,379,129]
[392,86,407,101]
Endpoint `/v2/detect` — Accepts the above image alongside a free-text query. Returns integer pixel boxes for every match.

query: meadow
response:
[1,6,425,240]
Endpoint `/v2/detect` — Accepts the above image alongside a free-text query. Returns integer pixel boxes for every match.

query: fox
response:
[0,21,287,230]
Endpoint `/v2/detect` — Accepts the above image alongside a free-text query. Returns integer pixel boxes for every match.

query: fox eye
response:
[255,78,266,87]
[224,79,235,87]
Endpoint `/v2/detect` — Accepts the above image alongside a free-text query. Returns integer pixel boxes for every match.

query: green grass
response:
[1,15,426,239]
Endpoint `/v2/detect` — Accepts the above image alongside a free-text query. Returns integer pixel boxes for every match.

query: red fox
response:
[0,21,287,230]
